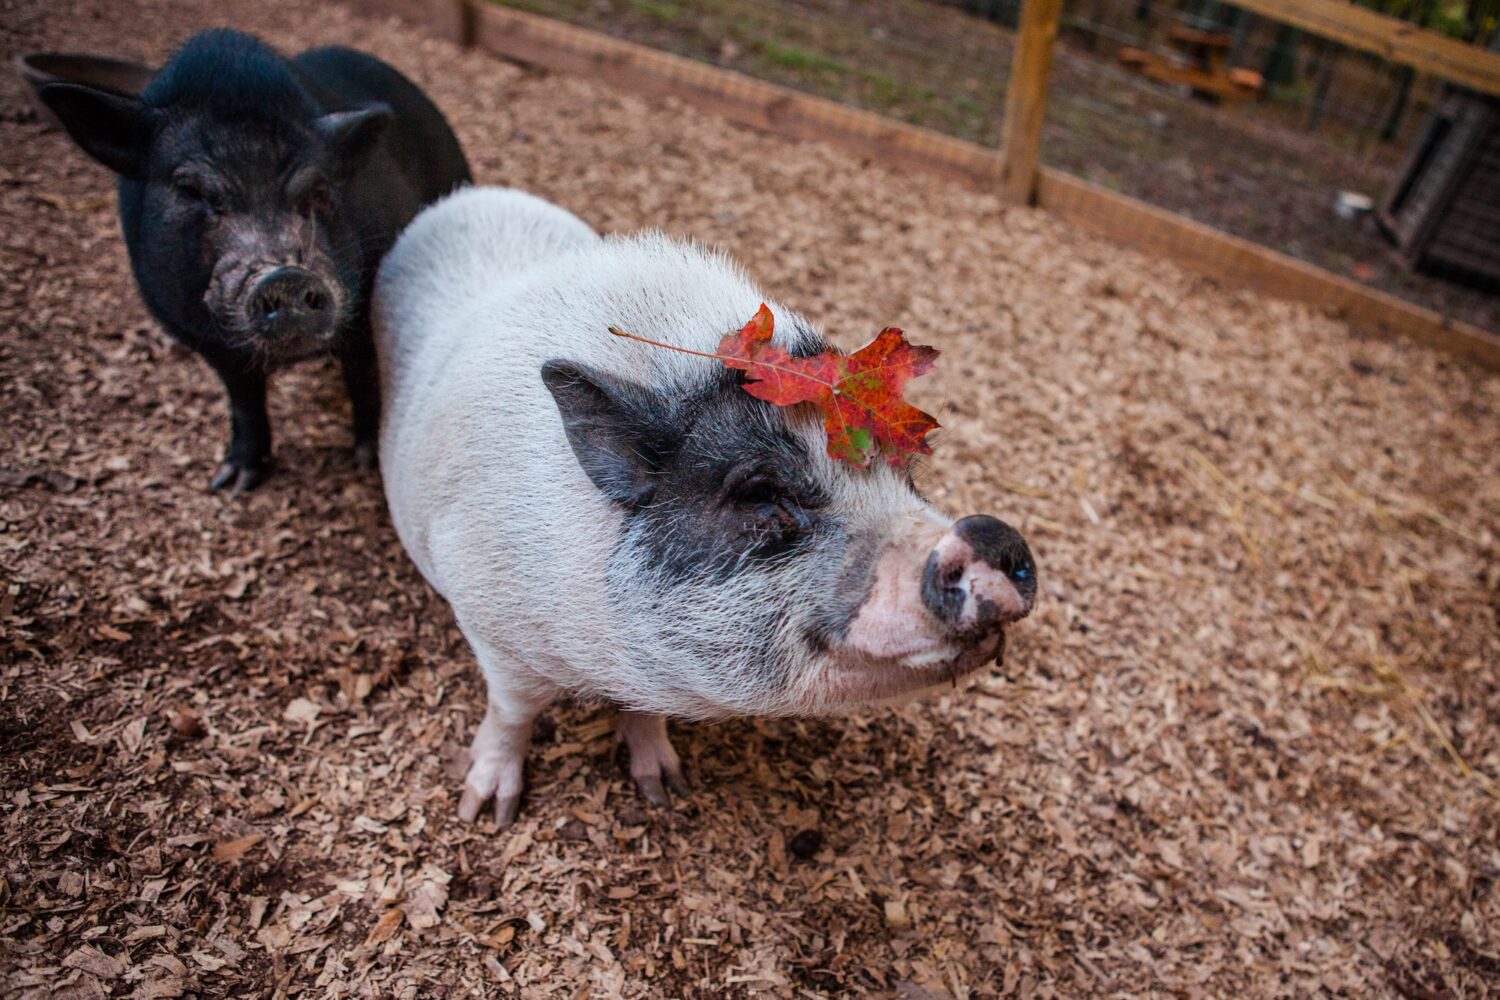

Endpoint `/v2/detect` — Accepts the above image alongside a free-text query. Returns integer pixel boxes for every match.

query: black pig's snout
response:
[921,515,1037,635]
[250,266,334,338]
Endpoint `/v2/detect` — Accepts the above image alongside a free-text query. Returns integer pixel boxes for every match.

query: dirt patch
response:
[2,0,1498,996]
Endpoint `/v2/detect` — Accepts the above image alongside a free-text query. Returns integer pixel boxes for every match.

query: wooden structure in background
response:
[1039,170,1500,367]
[1118,26,1264,103]
[350,0,1500,370]
[1380,42,1500,291]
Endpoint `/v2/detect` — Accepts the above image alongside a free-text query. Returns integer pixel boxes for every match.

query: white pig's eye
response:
[734,479,782,507]
[730,468,824,517]
[730,476,819,548]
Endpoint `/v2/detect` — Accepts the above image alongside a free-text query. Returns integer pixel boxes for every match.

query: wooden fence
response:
[354,0,1500,370]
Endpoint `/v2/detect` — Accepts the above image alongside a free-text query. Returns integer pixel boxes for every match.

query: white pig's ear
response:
[318,103,393,176]
[37,83,159,180]
[541,360,664,508]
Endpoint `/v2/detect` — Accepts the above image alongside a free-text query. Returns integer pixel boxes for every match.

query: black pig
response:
[38,29,471,492]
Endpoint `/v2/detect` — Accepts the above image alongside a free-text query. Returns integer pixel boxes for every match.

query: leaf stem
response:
[607,326,731,364]
[607,325,842,391]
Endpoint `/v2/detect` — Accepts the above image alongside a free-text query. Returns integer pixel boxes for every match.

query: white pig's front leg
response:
[458,667,555,827]
[616,710,689,806]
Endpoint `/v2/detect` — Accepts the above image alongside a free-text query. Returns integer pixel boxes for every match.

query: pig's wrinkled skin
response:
[375,188,1037,825]
[38,29,470,493]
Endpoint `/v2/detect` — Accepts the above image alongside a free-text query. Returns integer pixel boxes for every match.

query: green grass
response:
[753,39,851,77]
[628,0,685,25]
[866,71,902,106]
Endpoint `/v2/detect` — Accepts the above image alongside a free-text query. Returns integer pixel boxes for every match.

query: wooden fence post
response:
[998,0,1064,204]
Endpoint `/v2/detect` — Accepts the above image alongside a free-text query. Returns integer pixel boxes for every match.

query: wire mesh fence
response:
[1036,0,1500,332]
[491,0,1018,146]
[485,0,1498,336]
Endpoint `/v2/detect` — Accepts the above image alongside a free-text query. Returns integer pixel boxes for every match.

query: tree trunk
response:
[1380,65,1414,142]
[1133,0,1153,45]
[1262,22,1300,91]
[1227,8,1252,64]
[1304,40,1341,130]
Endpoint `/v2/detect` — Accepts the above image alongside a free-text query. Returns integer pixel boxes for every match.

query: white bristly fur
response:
[374,188,1015,817]
[378,185,944,712]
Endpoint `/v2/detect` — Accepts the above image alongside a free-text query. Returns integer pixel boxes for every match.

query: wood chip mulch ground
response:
[2,0,1497,996]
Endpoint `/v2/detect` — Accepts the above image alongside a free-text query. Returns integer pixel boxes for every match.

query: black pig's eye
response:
[296,182,332,219]
[173,178,219,214]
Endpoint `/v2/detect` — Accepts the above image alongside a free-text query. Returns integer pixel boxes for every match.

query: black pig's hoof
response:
[210,458,270,496]
[352,440,378,471]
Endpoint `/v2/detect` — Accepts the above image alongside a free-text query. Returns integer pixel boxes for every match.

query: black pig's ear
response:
[317,104,393,177]
[37,83,157,180]
[541,360,669,509]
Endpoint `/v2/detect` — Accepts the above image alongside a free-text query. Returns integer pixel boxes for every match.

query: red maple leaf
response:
[610,304,940,469]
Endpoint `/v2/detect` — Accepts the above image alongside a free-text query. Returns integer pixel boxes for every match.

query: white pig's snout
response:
[841,513,1036,669]
[919,515,1037,633]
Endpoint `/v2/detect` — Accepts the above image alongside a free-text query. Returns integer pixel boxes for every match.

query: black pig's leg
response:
[341,324,381,470]
[208,361,273,495]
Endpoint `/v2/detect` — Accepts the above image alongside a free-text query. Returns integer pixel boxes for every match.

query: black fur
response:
[544,359,832,586]
[39,29,471,492]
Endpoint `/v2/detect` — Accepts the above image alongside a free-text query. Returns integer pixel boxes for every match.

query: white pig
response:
[374,187,1036,825]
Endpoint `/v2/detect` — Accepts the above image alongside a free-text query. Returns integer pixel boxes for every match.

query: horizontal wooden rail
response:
[349,0,1500,370]
[1226,0,1500,98]
[1037,170,1500,369]
[473,4,1001,187]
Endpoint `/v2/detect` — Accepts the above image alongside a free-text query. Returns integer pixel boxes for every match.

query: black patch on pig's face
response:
[625,372,834,584]
[798,528,884,652]
[544,357,836,585]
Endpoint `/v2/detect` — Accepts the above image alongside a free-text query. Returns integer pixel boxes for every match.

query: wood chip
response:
[60,945,125,979]
[3,0,1497,996]
[210,835,264,862]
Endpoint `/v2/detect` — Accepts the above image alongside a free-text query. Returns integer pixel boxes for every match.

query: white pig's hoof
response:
[458,784,523,828]
[616,711,688,807]
[457,784,487,822]
[492,794,522,828]
[633,767,690,807]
